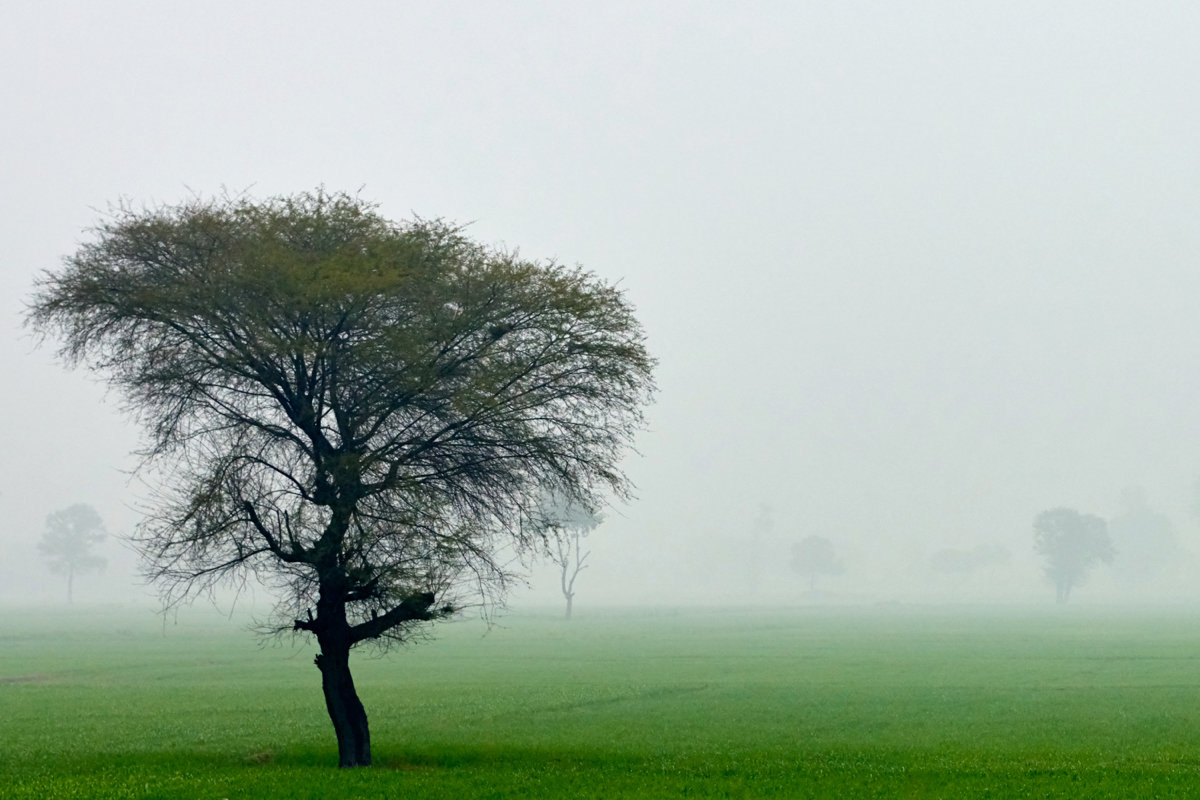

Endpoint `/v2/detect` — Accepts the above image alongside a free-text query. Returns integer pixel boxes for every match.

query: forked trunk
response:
[316,639,371,767]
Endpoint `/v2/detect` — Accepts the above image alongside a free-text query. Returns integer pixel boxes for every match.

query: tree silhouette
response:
[539,493,602,619]
[1033,508,1113,603]
[28,190,654,767]
[39,503,106,604]
[790,535,844,592]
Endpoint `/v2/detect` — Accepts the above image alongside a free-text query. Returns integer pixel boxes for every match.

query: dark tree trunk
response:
[316,636,371,767]
[313,566,371,768]
[564,592,573,620]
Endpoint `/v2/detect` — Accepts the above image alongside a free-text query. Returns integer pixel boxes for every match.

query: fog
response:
[5,2,1200,610]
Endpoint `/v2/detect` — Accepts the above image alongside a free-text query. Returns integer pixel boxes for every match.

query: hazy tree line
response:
[764,485,1189,604]
[39,485,1192,610]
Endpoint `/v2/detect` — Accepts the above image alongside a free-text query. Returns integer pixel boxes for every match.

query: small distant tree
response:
[790,535,844,592]
[39,503,107,604]
[1033,508,1114,604]
[539,494,602,619]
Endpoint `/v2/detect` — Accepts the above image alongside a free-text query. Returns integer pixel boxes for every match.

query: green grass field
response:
[5,605,1200,798]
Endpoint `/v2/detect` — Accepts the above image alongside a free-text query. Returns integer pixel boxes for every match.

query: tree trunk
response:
[564,592,573,620]
[1056,580,1070,604]
[316,636,371,767]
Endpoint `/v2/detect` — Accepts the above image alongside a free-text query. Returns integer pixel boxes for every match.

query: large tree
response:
[1033,508,1114,604]
[39,503,107,604]
[28,190,655,767]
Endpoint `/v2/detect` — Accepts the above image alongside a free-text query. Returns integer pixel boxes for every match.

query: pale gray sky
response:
[5,2,1200,606]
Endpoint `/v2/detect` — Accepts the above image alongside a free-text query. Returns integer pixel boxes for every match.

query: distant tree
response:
[39,503,106,604]
[538,494,603,619]
[1033,508,1114,604]
[27,190,654,767]
[1108,488,1179,586]
[790,535,844,592]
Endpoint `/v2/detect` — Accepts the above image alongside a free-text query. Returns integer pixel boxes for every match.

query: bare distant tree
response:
[791,535,844,592]
[554,531,590,620]
[539,493,602,619]
[39,503,106,604]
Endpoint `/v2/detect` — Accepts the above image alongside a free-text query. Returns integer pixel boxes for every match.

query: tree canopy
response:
[790,535,844,592]
[28,190,655,766]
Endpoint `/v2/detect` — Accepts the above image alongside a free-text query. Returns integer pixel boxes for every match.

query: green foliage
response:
[28,189,655,764]
[27,189,654,640]
[5,606,1200,798]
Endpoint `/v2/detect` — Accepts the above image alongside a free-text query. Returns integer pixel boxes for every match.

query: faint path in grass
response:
[528,683,711,715]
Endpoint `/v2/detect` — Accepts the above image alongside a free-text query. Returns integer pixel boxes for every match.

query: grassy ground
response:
[4,604,1200,798]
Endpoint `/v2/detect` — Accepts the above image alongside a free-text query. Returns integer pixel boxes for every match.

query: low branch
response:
[348,592,443,644]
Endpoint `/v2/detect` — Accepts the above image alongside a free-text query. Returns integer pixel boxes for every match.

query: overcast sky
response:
[5,2,1200,607]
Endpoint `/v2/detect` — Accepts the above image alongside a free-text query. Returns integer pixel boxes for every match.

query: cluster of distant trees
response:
[777,487,1185,605]
[299,485,1183,611]
[1032,489,1182,604]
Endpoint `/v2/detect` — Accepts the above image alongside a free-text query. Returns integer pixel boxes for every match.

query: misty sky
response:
[5,2,1200,606]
